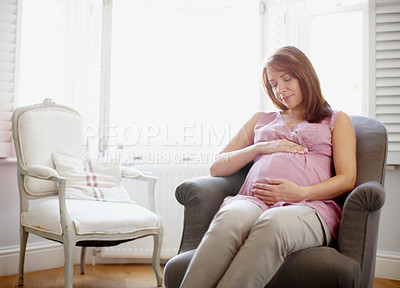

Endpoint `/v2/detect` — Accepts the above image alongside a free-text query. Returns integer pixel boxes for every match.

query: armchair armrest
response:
[176,163,251,253]
[122,166,159,214]
[338,181,385,287]
[23,164,71,231]
[121,166,142,178]
[26,164,60,181]
[135,173,157,184]
[121,166,157,183]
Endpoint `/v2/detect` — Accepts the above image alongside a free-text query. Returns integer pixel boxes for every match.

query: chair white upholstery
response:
[12,99,163,287]
[21,199,159,236]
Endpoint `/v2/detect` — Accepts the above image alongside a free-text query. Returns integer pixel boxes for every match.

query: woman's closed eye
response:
[269,75,292,88]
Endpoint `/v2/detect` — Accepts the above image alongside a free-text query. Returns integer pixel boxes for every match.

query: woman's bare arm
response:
[304,111,357,199]
[210,112,260,177]
[210,112,309,177]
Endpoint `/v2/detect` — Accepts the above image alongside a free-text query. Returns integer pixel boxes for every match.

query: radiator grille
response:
[100,163,210,261]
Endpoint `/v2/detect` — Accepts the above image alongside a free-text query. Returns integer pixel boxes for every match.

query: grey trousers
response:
[180,200,332,288]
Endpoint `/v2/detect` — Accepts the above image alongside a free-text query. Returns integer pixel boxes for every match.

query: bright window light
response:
[309,11,363,115]
[19,0,64,107]
[108,0,260,158]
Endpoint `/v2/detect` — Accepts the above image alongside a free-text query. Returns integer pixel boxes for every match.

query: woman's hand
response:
[256,139,308,155]
[252,178,307,205]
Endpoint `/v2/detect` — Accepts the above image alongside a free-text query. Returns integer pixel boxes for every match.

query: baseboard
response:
[0,241,170,277]
[375,251,400,280]
[0,241,80,277]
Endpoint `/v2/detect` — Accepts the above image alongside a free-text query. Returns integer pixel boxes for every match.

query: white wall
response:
[0,161,399,280]
[375,167,400,280]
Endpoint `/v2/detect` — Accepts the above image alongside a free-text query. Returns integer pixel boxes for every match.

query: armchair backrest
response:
[333,115,387,208]
[12,99,85,196]
[350,115,388,187]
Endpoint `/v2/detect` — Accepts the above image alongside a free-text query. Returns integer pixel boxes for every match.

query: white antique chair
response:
[12,99,163,288]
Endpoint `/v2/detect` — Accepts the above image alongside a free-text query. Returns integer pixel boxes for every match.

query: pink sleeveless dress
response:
[222,111,342,239]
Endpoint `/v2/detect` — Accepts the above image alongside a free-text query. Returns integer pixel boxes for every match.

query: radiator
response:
[99,163,210,262]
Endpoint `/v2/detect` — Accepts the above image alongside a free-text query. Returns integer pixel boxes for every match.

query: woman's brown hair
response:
[262,46,332,123]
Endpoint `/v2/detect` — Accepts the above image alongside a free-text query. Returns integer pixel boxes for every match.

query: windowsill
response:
[0,158,17,164]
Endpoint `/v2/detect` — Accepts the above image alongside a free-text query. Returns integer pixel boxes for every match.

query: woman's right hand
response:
[256,139,308,155]
[210,113,307,177]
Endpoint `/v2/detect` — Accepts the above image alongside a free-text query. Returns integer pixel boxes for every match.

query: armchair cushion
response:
[52,153,131,202]
[22,198,159,236]
[266,247,360,288]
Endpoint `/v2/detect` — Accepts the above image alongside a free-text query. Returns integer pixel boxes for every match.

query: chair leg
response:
[63,239,75,288]
[80,247,87,274]
[152,233,163,287]
[18,229,29,286]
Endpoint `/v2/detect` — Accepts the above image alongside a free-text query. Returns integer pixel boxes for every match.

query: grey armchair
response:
[164,115,387,288]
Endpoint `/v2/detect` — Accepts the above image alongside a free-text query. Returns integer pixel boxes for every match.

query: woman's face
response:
[266,69,303,112]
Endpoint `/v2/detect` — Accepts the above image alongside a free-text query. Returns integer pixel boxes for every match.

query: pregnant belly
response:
[248,152,332,187]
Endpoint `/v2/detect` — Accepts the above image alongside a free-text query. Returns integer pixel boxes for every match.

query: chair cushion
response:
[266,247,360,288]
[21,198,159,236]
[52,153,131,202]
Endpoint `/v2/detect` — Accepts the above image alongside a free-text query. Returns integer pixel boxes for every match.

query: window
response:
[12,0,400,165]
[105,0,260,164]
[309,10,364,116]
[262,0,400,165]
[17,0,102,156]
[15,0,261,164]
[263,0,367,116]
[18,0,64,107]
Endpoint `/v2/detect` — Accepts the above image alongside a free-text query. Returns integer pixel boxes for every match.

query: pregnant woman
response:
[179,46,357,288]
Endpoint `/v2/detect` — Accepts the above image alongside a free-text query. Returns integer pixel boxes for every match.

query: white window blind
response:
[370,0,400,165]
[0,0,20,157]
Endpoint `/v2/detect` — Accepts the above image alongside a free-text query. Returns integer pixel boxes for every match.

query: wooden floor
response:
[0,264,399,288]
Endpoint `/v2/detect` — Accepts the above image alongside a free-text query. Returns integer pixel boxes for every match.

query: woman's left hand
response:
[252,178,306,205]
